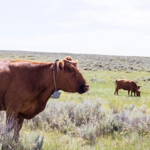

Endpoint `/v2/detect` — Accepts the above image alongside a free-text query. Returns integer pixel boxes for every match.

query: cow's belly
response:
[122,87,130,90]
[119,84,131,90]
[19,100,45,118]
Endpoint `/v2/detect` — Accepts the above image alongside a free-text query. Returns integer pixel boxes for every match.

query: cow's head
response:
[55,56,89,94]
[137,86,141,96]
[136,90,141,97]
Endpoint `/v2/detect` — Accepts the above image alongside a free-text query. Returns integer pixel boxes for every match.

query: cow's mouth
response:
[78,84,89,94]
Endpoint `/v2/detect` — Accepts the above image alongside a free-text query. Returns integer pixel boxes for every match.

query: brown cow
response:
[0,56,89,141]
[114,79,141,96]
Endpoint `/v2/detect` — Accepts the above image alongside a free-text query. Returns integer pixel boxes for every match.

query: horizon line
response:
[0,49,149,58]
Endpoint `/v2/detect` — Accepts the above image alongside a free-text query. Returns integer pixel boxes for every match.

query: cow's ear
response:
[65,56,72,61]
[57,61,64,72]
[74,60,78,66]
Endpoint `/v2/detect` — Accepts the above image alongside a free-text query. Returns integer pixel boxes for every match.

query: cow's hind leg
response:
[114,88,119,95]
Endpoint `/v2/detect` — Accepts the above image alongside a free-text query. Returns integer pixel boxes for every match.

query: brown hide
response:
[0,56,89,141]
[114,79,141,96]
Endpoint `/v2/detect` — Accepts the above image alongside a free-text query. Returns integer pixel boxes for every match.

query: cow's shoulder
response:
[0,60,11,72]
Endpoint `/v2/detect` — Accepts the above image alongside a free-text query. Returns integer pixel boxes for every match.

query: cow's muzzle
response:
[78,84,89,94]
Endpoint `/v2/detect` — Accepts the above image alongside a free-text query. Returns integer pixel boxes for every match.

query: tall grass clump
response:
[0,112,44,150]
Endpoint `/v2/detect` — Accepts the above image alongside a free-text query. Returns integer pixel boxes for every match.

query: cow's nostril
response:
[84,84,89,92]
[78,84,89,94]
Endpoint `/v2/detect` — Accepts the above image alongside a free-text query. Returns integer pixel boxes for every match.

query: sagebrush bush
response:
[24,100,150,143]
[0,112,44,150]
[1,99,150,147]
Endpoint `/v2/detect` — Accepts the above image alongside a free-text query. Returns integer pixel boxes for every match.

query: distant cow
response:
[114,79,141,96]
[0,56,89,141]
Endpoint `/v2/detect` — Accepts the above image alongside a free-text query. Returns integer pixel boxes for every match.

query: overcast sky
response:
[0,0,150,56]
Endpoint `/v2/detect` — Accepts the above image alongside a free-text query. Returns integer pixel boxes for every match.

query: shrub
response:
[24,100,150,142]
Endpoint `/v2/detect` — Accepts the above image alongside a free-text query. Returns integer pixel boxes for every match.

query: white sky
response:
[0,0,150,56]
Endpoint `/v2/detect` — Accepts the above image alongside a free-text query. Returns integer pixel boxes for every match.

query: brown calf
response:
[114,79,141,96]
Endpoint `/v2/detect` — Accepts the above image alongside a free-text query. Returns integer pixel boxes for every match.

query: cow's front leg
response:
[13,114,24,142]
[131,91,133,96]
[128,90,130,96]
[6,109,18,133]
[5,108,21,142]
[134,91,136,96]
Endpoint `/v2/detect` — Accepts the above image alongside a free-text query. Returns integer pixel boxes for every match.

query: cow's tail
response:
[114,80,117,95]
[115,79,117,88]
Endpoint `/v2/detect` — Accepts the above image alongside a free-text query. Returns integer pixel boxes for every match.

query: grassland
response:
[0,50,150,149]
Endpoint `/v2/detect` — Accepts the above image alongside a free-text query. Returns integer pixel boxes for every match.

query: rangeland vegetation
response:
[0,50,150,149]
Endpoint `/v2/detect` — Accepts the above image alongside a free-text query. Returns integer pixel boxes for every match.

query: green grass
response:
[19,129,150,150]
[19,70,150,150]
[1,68,150,149]
[58,70,150,109]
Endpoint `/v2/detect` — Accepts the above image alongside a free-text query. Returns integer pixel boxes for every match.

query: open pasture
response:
[0,51,150,149]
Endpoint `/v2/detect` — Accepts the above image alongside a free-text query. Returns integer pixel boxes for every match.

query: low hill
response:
[0,50,150,72]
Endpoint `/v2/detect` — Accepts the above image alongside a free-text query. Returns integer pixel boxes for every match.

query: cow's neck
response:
[41,62,58,100]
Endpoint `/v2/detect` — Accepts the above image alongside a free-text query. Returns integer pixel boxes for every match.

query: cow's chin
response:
[62,84,89,94]
[78,84,89,94]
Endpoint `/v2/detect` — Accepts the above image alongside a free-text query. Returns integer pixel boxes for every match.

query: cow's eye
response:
[68,68,74,73]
